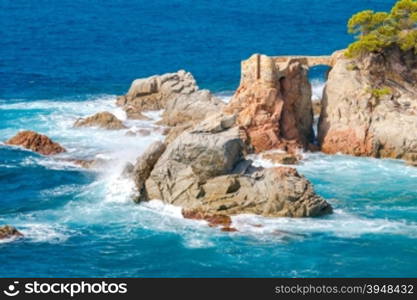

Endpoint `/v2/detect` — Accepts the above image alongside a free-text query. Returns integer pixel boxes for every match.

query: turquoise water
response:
[1,0,417,277]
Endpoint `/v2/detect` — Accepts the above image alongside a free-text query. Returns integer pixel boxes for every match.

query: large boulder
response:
[6,131,66,155]
[182,167,332,218]
[74,112,126,130]
[224,54,314,153]
[318,48,417,165]
[0,225,23,240]
[117,70,225,141]
[117,70,198,113]
[137,113,332,218]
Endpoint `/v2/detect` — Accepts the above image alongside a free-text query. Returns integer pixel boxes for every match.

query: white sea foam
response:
[215,91,234,103]
[19,223,71,243]
[311,79,325,101]
[232,210,417,239]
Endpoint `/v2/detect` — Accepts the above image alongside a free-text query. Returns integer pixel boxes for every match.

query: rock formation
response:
[136,113,332,218]
[117,70,197,112]
[6,131,66,155]
[318,47,417,165]
[0,225,23,240]
[224,54,315,153]
[117,70,224,141]
[133,141,167,202]
[74,112,126,130]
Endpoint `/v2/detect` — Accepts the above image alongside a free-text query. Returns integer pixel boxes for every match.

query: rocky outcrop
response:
[0,225,23,240]
[117,70,225,141]
[224,54,314,154]
[137,113,332,218]
[133,141,166,202]
[117,70,198,113]
[6,131,66,155]
[318,47,417,165]
[74,112,126,130]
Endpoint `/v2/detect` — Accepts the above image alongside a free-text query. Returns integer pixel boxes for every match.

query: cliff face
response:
[224,54,314,154]
[318,48,417,164]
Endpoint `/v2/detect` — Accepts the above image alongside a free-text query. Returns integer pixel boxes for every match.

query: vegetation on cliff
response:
[346,0,417,58]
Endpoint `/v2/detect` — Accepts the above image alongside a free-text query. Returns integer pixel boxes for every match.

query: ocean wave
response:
[232,209,417,239]
[214,91,234,103]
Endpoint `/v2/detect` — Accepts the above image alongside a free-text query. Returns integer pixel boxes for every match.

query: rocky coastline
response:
[4,45,417,234]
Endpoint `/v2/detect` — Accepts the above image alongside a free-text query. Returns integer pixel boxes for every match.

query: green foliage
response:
[367,87,392,99]
[398,30,417,52]
[346,33,392,58]
[346,0,417,58]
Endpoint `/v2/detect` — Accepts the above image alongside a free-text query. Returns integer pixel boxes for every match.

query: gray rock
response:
[133,141,166,202]
[140,114,332,217]
[117,70,199,113]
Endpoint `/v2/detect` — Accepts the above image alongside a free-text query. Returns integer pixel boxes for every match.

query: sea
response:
[1,0,417,277]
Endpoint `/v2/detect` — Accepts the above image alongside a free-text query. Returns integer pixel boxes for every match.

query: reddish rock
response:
[221,227,238,232]
[320,127,375,156]
[224,54,314,154]
[0,225,23,240]
[182,209,232,228]
[6,131,66,155]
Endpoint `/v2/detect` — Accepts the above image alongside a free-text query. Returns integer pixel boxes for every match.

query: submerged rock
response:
[0,225,23,240]
[125,129,152,137]
[74,112,126,130]
[182,209,237,232]
[137,113,332,218]
[224,54,314,153]
[66,158,108,169]
[6,131,66,155]
[319,48,417,164]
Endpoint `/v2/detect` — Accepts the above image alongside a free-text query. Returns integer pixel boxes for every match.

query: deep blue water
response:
[1,0,417,277]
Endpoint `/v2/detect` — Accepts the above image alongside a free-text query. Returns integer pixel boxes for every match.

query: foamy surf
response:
[311,78,325,101]
[231,210,417,239]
